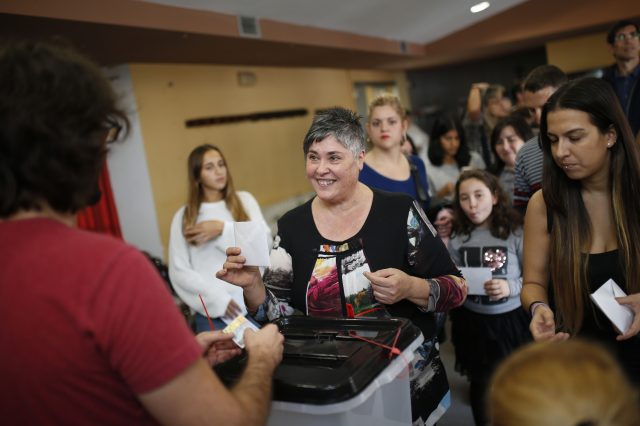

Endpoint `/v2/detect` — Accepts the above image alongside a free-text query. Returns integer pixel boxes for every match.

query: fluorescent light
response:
[470,1,490,13]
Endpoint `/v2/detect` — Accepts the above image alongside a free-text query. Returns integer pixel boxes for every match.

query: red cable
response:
[198,294,216,331]
[348,331,401,356]
[388,326,402,359]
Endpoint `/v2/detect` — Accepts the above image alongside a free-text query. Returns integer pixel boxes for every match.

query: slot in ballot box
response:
[215,317,423,426]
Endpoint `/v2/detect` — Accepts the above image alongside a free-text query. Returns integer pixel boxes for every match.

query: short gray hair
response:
[303,107,365,158]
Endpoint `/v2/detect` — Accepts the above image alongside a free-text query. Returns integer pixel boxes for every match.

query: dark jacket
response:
[602,64,640,138]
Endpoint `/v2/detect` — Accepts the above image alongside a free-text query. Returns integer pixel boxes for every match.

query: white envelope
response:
[233,221,271,267]
[590,278,633,334]
[459,267,492,296]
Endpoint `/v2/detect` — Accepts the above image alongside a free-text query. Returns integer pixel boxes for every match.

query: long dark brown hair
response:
[540,77,640,333]
[182,144,248,232]
[453,169,523,241]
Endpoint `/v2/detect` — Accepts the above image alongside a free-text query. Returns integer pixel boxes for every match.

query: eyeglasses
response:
[103,118,122,143]
[614,31,640,42]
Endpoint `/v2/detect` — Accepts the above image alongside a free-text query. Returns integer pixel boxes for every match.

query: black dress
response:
[259,190,468,425]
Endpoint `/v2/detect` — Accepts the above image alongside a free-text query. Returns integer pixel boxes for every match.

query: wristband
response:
[529,301,549,317]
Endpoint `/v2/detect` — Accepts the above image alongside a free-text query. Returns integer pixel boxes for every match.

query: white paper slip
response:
[459,267,493,296]
[222,314,260,348]
[590,279,633,334]
[234,221,271,267]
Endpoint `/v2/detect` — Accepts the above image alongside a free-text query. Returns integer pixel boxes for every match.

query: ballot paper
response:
[222,314,260,348]
[233,221,271,267]
[459,267,493,296]
[590,279,633,334]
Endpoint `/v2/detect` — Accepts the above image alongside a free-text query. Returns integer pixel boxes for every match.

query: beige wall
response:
[546,32,612,74]
[129,64,407,254]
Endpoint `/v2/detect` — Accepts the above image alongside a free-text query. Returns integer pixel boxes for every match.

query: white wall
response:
[105,65,164,259]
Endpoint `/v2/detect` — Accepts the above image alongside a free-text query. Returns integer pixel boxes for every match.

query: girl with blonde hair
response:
[360,93,431,209]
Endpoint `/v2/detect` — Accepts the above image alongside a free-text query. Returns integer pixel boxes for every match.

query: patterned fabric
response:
[513,136,543,213]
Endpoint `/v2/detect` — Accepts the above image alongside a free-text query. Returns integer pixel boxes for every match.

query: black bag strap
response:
[407,155,428,204]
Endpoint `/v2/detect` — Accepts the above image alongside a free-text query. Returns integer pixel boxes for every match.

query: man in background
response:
[602,19,640,137]
[512,65,567,215]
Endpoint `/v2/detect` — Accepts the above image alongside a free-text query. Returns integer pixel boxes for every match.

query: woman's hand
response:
[224,299,243,319]
[484,279,510,300]
[185,220,224,246]
[437,182,455,199]
[195,331,242,367]
[615,293,640,340]
[216,247,266,311]
[364,268,420,305]
[530,304,570,342]
[216,247,261,289]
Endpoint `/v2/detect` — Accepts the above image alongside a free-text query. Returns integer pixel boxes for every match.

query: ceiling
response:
[0,0,637,70]
[140,0,527,44]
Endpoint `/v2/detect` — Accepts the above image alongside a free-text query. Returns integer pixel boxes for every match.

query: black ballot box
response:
[215,316,423,425]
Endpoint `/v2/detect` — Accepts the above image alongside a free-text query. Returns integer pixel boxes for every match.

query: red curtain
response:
[77,164,123,238]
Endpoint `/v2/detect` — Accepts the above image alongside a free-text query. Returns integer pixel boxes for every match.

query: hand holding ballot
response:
[590,279,640,340]
[234,221,271,267]
[217,246,268,313]
[459,267,510,299]
[613,293,640,341]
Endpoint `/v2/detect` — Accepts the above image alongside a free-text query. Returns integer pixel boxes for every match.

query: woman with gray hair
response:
[218,107,468,425]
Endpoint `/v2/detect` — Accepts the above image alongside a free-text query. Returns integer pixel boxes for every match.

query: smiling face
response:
[367,105,407,150]
[546,109,616,183]
[199,149,228,198]
[458,177,497,228]
[305,135,364,204]
[495,125,525,168]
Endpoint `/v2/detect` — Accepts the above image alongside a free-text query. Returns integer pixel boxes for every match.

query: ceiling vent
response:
[238,16,261,38]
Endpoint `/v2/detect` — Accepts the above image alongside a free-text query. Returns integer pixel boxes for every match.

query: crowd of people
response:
[1,17,639,426]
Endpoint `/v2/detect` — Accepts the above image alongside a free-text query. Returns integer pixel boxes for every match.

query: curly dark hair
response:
[0,39,128,217]
[452,169,522,241]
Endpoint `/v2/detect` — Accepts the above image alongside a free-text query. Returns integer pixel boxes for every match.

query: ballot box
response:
[216,317,423,426]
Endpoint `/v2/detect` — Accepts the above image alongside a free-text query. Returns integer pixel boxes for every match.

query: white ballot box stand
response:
[267,334,423,426]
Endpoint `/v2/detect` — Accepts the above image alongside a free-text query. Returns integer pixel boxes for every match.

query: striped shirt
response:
[513,135,543,214]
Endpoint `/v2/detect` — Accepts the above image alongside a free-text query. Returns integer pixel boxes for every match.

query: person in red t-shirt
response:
[0,39,283,426]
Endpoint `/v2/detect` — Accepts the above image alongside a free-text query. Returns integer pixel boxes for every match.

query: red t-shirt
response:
[0,219,202,425]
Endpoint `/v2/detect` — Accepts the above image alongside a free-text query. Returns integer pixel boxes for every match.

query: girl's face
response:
[440,129,460,158]
[367,105,407,150]
[458,178,497,228]
[495,125,525,167]
[546,108,616,183]
[199,149,227,194]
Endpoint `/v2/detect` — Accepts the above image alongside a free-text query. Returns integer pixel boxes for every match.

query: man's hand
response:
[243,324,284,370]
[195,331,242,367]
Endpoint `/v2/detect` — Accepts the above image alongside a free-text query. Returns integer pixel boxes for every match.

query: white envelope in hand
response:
[590,279,633,334]
[459,267,492,296]
[233,221,271,267]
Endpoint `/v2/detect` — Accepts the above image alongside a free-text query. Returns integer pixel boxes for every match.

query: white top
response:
[427,151,486,203]
[168,191,271,318]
